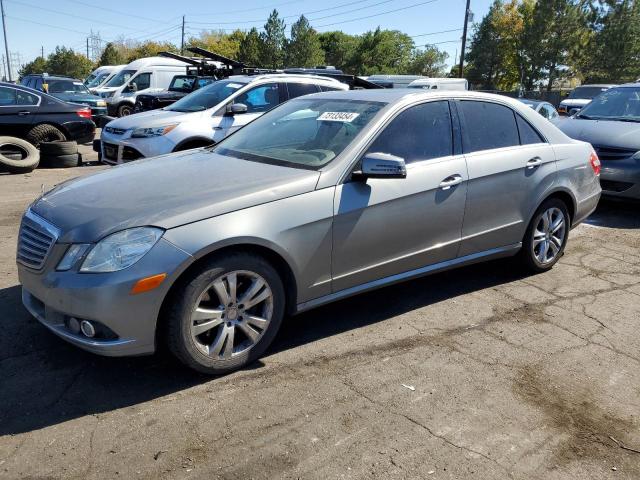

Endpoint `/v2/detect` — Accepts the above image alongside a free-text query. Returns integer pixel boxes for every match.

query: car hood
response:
[32,150,321,243]
[51,92,103,104]
[141,91,188,100]
[107,109,193,129]
[558,118,640,150]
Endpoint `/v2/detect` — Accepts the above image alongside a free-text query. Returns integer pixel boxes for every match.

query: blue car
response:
[21,74,107,123]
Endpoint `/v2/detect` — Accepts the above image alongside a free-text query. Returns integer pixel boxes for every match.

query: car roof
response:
[576,84,616,88]
[518,98,542,106]
[229,73,345,85]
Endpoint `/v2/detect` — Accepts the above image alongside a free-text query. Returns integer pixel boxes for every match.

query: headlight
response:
[56,244,91,271]
[80,227,163,273]
[131,124,179,138]
[96,100,107,107]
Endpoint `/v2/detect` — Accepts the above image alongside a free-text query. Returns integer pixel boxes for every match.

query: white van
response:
[407,78,469,91]
[95,57,189,117]
[366,74,424,88]
[86,65,125,94]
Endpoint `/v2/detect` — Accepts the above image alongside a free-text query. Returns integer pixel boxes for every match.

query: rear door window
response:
[287,82,320,99]
[235,83,280,113]
[459,101,520,153]
[365,100,453,164]
[16,90,39,106]
[516,115,545,145]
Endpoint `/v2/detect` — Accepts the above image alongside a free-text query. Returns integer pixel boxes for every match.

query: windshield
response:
[577,87,640,122]
[568,86,609,100]
[105,69,135,88]
[214,98,387,169]
[46,80,91,94]
[86,72,111,88]
[84,73,97,85]
[169,76,195,92]
[166,79,247,112]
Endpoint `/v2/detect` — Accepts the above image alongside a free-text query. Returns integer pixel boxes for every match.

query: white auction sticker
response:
[317,112,360,122]
[227,83,243,89]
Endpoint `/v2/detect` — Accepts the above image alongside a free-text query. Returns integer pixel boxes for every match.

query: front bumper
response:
[18,238,192,357]
[100,130,176,164]
[600,158,640,200]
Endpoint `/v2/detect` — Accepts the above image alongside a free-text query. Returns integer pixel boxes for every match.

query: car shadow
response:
[584,198,640,229]
[0,258,528,436]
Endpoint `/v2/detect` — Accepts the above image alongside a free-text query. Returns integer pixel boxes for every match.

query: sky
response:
[0,0,494,74]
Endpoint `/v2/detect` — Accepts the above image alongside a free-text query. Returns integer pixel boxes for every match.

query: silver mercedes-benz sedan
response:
[17,90,601,374]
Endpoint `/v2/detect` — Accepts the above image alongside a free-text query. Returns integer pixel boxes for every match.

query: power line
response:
[6,15,91,35]
[187,0,391,25]
[191,0,305,16]
[313,0,440,28]
[410,28,462,38]
[60,0,168,23]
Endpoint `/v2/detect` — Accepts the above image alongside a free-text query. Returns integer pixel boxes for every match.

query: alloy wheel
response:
[190,270,273,359]
[532,207,566,265]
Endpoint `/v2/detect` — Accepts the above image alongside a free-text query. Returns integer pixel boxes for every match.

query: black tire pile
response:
[0,136,83,174]
[39,141,83,168]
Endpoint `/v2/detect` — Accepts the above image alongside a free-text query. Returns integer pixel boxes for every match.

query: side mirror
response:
[226,103,248,115]
[568,108,580,116]
[353,152,407,180]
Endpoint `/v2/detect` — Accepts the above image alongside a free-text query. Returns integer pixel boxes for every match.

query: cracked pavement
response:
[1,160,639,479]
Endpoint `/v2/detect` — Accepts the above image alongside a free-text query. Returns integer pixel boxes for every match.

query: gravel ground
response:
[1,148,639,479]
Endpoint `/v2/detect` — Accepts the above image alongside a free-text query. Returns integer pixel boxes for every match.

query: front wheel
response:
[166,253,285,375]
[521,198,570,273]
[117,104,133,117]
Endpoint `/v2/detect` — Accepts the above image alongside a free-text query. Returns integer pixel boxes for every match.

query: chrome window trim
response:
[0,86,42,107]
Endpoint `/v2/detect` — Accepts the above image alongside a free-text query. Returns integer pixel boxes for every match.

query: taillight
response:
[76,108,91,119]
[589,150,601,176]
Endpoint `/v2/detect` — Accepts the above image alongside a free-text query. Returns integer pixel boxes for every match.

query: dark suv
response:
[21,74,107,123]
[0,82,95,146]
[134,75,216,113]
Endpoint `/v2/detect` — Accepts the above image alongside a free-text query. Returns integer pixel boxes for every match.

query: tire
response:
[166,252,286,375]
[39,152,81,168]
[521,198,570,273]
[0,136,40,173]
[25,124,66,147]
[40,140,78,156]
[117,104,133,117]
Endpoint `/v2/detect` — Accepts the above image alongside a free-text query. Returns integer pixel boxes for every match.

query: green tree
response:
[407,45,448,76]
[46,46,94,79]
[238,27,263,66]
[285,15,325,67]
[126,41,178,63]
[581,0,640,83]
[18,56,48,78]
[187,29,246,60]
[348,28,414,74]
[99,42,127,66]
[318,31,358,70]
[465,1,504,89]
[259,9,287,68]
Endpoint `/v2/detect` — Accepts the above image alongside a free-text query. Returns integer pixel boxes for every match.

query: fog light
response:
[68,317,81,334]
[80,320,96,338]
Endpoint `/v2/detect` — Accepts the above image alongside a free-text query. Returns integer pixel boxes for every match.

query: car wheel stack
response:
[39,141,83,168]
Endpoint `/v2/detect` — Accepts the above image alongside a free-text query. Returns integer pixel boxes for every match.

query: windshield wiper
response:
[609,117,640,123]
[576,113,597,120]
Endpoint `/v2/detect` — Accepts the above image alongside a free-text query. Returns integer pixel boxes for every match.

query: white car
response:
[557,84,615,115]
[99,74,348,164]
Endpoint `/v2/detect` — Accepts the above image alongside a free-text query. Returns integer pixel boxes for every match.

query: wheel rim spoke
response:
[190,270,273,360]
[532,207,565,264]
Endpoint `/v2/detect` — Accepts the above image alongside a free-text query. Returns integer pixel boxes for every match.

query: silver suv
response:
[18,90,601,374]
[99,74,348,164]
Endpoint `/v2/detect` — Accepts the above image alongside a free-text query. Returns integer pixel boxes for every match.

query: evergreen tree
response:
[18,56,48,79]
[259,10,286,69]
[99,42,127,66]
[285,15,325,67]
[238,28,263,66]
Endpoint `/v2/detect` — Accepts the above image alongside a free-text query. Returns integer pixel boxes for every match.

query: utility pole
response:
[86,37,89,59]
[180,15,185,55]
[0,0,11,81]
[41,45,44,58]
[458,0,471,79]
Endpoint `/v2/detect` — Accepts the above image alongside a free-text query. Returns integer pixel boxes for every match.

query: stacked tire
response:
[39,141,82,168]
[0,137,40,174]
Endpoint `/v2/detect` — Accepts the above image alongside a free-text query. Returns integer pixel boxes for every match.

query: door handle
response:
[526,156,543,169]
[439,174,463,190]
[17,111,31,116]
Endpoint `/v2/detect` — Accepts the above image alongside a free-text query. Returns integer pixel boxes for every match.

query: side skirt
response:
[295,243,522,313]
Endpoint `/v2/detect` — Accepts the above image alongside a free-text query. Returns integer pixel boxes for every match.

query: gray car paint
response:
[18,89,601,357]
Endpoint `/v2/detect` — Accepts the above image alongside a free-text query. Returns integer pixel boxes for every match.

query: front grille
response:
[600,179,634,193]
[104,126,126,135]
[593,145,636,162]
[17,210,59,270]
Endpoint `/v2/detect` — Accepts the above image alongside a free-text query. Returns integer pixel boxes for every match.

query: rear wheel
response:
[166,253,285,375]
[521,198,569,273]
